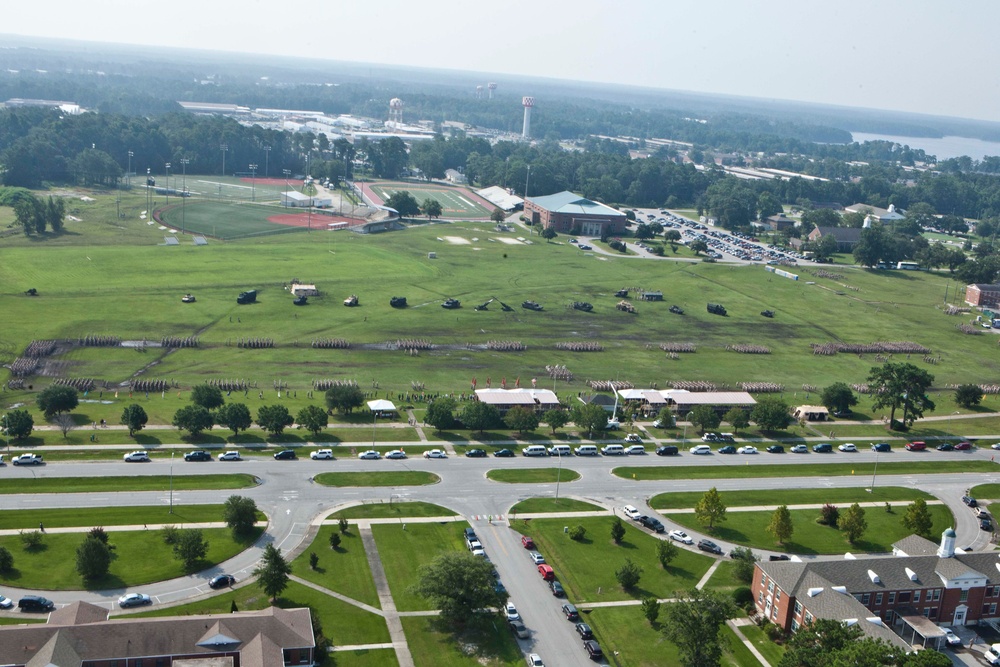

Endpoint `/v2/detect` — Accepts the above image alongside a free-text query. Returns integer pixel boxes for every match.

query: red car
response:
[521,535,535,550]
[905,441,927,451]
[538,564,554,581]
[955,441,973,451]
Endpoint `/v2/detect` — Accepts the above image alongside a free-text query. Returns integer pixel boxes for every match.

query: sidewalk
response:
[359,525,415,667]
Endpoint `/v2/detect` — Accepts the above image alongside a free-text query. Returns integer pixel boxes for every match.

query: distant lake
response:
[850,132,1000,161]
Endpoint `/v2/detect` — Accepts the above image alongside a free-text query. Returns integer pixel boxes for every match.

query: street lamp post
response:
[165,162,171,206]
[869,449,880,493]
[372,411,378,450]
[555,449,563,500]
[146,168,151,221]
[169,451,175,513]
[263,145,271,178]
[2,413,9,456]
[220,143,227,176]
[283,169,291,194]
[127,150,133,188]
[249,164,258,202]
[180,158,189,234]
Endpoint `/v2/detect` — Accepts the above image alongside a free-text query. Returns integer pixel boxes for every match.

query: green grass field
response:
[485,468,580,483]
[368,182,492,219]
[315,471,440,487]
[371,522,467,611]
[649,487,933,510]
[0,504,258,529]
[290,525,380,607]
[0,474,256,494]
[329,502,457,519]
[401,616,522,667]
[614,460,997,481]
[508,497,603,513]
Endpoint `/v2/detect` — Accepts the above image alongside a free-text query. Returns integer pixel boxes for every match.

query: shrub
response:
[19,530,43,550]
[161,525,179,545]
[817,503,839,526]
[329,533,342,550]
[732,586,754,611]
[0,546,13,573]
[338,517,349,534]
[569,525,587,541]
[88,526,110,544]
[763,621,786,642]
[309,552,319,570]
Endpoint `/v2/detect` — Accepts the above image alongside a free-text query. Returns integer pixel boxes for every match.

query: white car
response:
[0,594,13,609]
[358,450,381,460]
[838,443,857,452]
[689,445,712,455]
[623,505,642,520]
[118,593,152,608]
[505,603,520,621]
[669,529,694,544]
[605,418,620,430]
[123,450,150,462]
[310,449,333,460]
[737,446,758,455]
[992,443,1000,451]
[625,445,646,455]
[385,449,407,459]
[527,654,544,667]
[423,449,447,459]
[941,627,961,646]
[218,451,242,461]
[529,552,545,564]
[790,444,809,453]
[11,453,43,466]
[624,433,642,443]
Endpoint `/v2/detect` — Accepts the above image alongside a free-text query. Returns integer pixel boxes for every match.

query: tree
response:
[543,409,569,434]
[724,408,750,434]
[190,384,225,410]
[756,192,783,220]
[902,498,933,538]
[52,413,77,438]
[223,495,259,537]
[414,552,507,625]
[328,532,341,550]
[687,405,721,433]
[655,407,675,428]
[339,517,349,533]
[729,546,758,584]
[867,362,936,429]
[120,404,148,437]
[641,596,660,625]
[955,383,984,409]
[421,198,443,219]
[572,403,610,437]
[695,487,727,530]
[690,239,708,255]
[662,589,737,667]
[838,503,868,544]
[490,208,506,223]
[767,505,794,545]
[569,525,587,541]
[425,397,457,432]
[656,538,678,569]
[325,384,365,415]
[2,409,34,440]
[853,224,891,267]
[19,530,43,550]
[296,404,328,436]
[504,406,539,434]
[36,384,78,418]
[615,557,642,590]
[459,401,502,434]
[751,397,793,431]
[0,545,13,573]
[172,405,213,436]
[385,190,420,217]
[172,528,208,569]
[634,223,654,240]
[309,552,319,570]
[257,404,294,436]
[820,382,858,415]
[540,226,557,240]
[664,229,681,252]
[215,403,252,437]
[76,536,112,581]
[253,543,292,601]
[818,503,840,526]
[610,517,626,544]
[813,233,839,261]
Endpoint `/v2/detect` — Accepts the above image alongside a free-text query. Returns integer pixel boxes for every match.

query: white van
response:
[574,444,599,456]
[548,444,572,457]
[601,444,625,456]
[522,445,548,457]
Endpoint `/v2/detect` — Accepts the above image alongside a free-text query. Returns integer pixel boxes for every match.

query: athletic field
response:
[364,181,493,219]
[156,201,358,240]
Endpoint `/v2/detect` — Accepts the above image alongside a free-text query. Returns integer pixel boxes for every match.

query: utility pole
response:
[165,162,171,206]
[249,164,258,202]
[126,150,133,188]
[180,158,189,234]
[263,145,271,178]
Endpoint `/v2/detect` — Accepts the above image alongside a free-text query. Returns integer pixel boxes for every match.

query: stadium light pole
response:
[127,150,133,188]
[180,158,189,235]
[146,168,151,222]
[263,145,271,178]
[249,164,258,202]
[165,162,171,206]
[220,143,227,176]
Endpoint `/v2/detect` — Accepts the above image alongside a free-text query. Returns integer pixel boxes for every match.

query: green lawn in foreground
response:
[511,517,714,603]
[669,504,954,554]
[649,487,933,510]
[132,580,390,645]
[372,522,467,612]
[0,474,256,494]
[290,525,380,608]
[315,471,440,487]
[0,504,256,529]
[0,527,261,590]
[331,649,400,667]
[329,502,457,519]
[970,484,1000,500]
[508,497,604,514]
[485,468,580,483]
[401,616,522,667]
[701,560,739,593]
[738,621,787,666]
[615,460,996,481]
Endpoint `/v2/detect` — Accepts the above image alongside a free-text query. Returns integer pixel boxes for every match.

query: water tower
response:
[521,96,534,139]
[488,82,497,100]
[388,97,404,126]
[475,85,483,99]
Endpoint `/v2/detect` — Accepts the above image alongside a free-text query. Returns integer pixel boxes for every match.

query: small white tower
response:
[388,98,404,126]
[475,85,483,100]
[488,82,497,100]
[522,96,534,139]
[937,527,956,558]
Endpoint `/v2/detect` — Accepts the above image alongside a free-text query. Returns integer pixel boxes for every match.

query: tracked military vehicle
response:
[390,296,407,308]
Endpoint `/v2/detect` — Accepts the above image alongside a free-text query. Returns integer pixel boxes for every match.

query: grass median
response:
[614,460,996,481]
[314,471,440,487]
[0,474,257,494]
[486,468,580,483]
[0,504,264,529]
[371,522,467,612]
[290,524,380,608]
[649,487,933,510]
[509,497,603,513]
[329,502,456,519]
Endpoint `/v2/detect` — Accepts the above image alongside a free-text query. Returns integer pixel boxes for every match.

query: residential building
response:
[965,284,1000,309]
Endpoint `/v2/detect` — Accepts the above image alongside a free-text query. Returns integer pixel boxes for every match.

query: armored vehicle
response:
[707,303,727,316]
[441,298,461,309]
[668,305,684,315]
[343,295,359,307]
[236,290,257,305]
[572,301,593,312]
[390,296,407,308]
[522,300,543,311]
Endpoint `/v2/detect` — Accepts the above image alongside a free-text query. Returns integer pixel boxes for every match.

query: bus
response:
[896,261,920,270]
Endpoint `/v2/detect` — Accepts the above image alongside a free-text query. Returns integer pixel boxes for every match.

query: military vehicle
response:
[441,298,461,309]
[669,305,684,315]
[616,300,636,313]
[498,300,514,312]
[614,288,629,298]
[390,296,407,308]
[293,295,308,306]
[761,309,775,318]
[707,303,727,316]
[24,288,37,297]
[572,301,593,312]
[181,294,196,303]
[474,298,492,311]
[522,300,543,311]
[237,290,257,305]
[343,295,359,307]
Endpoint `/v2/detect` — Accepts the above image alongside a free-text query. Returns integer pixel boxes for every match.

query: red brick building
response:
[965,283,1000,308]
[752,530,999,651]
[523,191,626,237]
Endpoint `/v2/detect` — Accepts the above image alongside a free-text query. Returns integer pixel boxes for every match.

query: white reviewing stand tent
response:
[367,399,397,417]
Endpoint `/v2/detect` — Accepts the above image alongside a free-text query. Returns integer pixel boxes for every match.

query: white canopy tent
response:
[367,399,397,412]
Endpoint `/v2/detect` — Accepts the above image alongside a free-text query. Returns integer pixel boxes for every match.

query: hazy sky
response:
[7,0,1000,122]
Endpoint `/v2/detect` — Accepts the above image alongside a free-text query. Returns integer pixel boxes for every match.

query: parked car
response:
[423,449,447,459]
[737,446,758,454]
[838,443,857,452]
[358,450,381,460]
[465,448,487,458]
[982,516,993,531]
[936,443,954,452]
[183,451,211,462]
[310,449,333,460]
[118,593,151,608]
[790,444,809,453]
[464,527,477,541]
[992,443,1000,451]
[623,505,642,520]
[0,594,13,609]
[123,450,150,462]
[509,619,529,639]
[529,552,546,565]
[562,603,579,620]
[273,449,296,460]
[218,450,242,461]
[871,443,891,452]
[527,654,544,667]
[655,445,679,456]
[718,445,737,454]
[208,574,236,589]
[521,536,535,549]
[962,495,978,507]
[702,433,719,442]
[812,443,833,453]
[576,622,594,639]
[668,530,693,544]
[765,445,784,454]
[624,444,646,455]
[689,445,712,455]
[955,441,973,450]
[941,627,962,646]
[905,441,927,451]
[769,554,791,561]
[18,595,54,612]
[493,449,515,457]
[584,640,604,660]
[385,449,407,459]
[697,539,723,554]
[537,564,554,581]
[504,603,520,621]
[637,516,664,533]
[624,433,643,444]
[550,580,565,597]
